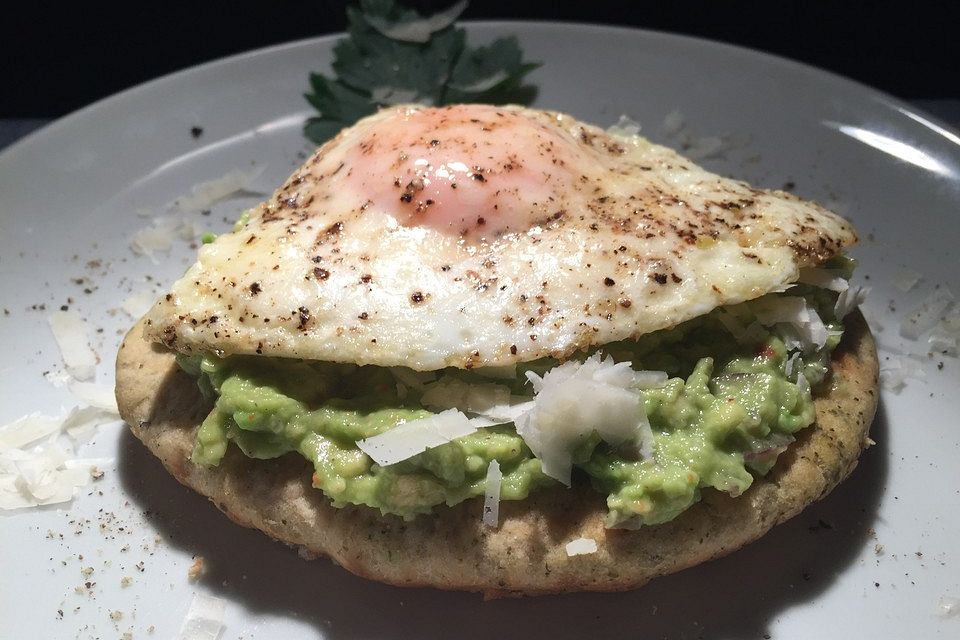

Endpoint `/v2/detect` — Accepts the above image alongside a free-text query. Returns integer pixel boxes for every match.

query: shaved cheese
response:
[419,376,534,423]
[784,352,801,378]
[565,537,598,556]
[608,115,641,138]
[942,312,960,333]
[175,167,264,213]
[43,369,72,388]
[66,381,119,413]
[900,289,955,340]
[661,109,685,137]
[796,371,811,398]
[61,405,119,445]
[928,329,958,356]
[716,309,767,344]
[369,356,665,476]
[929,313,960,356]
[516,354,653,485]
[798,267,849,292]
[0,435,99,510]
[881,357,926,392]
[633,370,669,389]
[421,377,509,414]
[366,0,467,43]
[482,460,502,528]
[13,441,77,501]
[370,86,423,106]
[177,593,226,640]
[389,367,436,390]
[938,595,960,618]
[48,310,97,381]
[684,136,726,160]
[752,296,829,352]
[130,216,196,263]
[357,409,486,466]
[447,71,510,95]
[121,288,156,319]
[835,284,870,319]
[0,404,117,510]
[0,414,63,450]
[891,268,922,292]
[744,432,795,463]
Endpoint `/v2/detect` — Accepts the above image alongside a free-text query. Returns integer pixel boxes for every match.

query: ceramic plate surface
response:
[1,23,958,640]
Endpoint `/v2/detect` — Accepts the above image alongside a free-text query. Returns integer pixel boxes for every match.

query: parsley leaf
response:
[303,0,540,144]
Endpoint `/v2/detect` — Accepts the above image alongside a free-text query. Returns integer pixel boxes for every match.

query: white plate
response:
[1,23,958,640]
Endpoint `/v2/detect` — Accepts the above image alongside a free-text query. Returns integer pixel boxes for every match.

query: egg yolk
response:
[342,104,592,240]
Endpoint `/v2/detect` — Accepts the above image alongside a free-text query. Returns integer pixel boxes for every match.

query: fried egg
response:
[146,104,856,369]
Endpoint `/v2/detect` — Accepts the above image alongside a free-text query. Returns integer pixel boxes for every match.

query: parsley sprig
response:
[304,0,540,143]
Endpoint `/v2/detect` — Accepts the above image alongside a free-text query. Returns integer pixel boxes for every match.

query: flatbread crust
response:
[116,312,878,597]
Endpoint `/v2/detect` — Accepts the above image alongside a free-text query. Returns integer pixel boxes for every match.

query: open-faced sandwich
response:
[116,104,878,596]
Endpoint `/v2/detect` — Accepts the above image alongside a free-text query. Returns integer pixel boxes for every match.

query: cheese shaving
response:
[716,309,767,344]
[370,86,423,105]
[65,381,119,413]
[859,303,884,333]
[389,367,436,390]
[796,371,811,398]
[835,284,870,320]
[516,354,654,485]
[928,329,958,356]
[0,400,118,510]
[366,0,467,43]
[62,405,120,445]
[565,537,598,556]
[661,109,685,137]
[633,370,669,389]
[798,267,849,292]
[0,414,63,450]
[121,288,157,319]
[361,355,665,476]
[357,409,489,466]
[447,71,510,95]
[176,593,226,640]
[929,313,960,356]
[607,115,641,138]
[420,376,531,422]
[938,595,960,618]
[942,312,960,333]
[900,289,955,340]
[880,357,926,392]
[421,377,510,414]
[784,352,801,378]
[684,136,727,160]
[130,216,197,263]
[751,296,829,352]
[892,268,923,292]
[47,310,97,381]
[482,460,502,528]
[174,167,264,213]
[43,369,72,388]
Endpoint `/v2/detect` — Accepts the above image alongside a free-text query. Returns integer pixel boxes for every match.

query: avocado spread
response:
[178,284,846,526]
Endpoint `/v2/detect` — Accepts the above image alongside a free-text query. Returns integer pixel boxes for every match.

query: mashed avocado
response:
[178,286,845,525]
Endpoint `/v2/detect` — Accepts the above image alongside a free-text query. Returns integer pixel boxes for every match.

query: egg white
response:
[146,104,856,369]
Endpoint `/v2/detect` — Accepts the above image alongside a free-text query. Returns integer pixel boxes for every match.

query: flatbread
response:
[116,312,878,596]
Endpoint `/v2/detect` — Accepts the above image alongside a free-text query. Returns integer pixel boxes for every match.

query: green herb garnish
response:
[304,0,540,144]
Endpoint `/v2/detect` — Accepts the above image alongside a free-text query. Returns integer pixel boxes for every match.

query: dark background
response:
[2,1,957,118]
